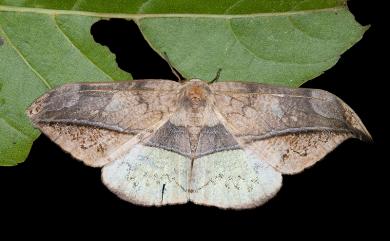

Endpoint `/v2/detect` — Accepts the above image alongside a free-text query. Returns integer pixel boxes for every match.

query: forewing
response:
[211,82,371,174]
[27,79,180,166]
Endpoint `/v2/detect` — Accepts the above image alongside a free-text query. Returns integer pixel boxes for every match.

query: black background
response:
[0,1,386,236]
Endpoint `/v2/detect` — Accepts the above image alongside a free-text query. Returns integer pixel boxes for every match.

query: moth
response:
[27,79,371,209]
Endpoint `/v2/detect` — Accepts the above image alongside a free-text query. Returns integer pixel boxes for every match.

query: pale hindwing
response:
[211,82,371,174]
[102,144,191,206]
[27,79,180,166]
[190,149,282,209]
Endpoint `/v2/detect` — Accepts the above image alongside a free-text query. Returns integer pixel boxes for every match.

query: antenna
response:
[163,52,183,82]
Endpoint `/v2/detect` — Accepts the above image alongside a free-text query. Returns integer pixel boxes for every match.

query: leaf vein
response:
[71,0,84,10]
[227,19,293,65]
[0,117,32,140]
[52,15,114,80]
[138,0,153,13]
[227,19,332,66]
[0,5,347,19]
[0,25,52,89]
[287,16,328,41]
[224,0,245,14]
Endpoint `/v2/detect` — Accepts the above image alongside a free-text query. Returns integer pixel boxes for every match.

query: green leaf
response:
[0,0,366,165]
[0,11,131,166]
[139,10,365,84]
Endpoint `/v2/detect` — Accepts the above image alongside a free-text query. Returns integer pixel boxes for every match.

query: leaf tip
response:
[362,24,371,32]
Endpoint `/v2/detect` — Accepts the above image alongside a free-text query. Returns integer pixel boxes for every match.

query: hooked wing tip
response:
[340,102,372,143]
[355,127,373,143]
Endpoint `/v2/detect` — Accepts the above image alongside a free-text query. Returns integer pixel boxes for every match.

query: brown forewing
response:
[27,79,180,166]
[210,81,371,174]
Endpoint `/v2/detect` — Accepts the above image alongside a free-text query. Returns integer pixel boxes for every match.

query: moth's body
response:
[152,79,232,159]
[27,79,371,209]
[173,79,214,156]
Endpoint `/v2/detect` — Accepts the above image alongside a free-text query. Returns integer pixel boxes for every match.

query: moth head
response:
[180,79,212,109]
